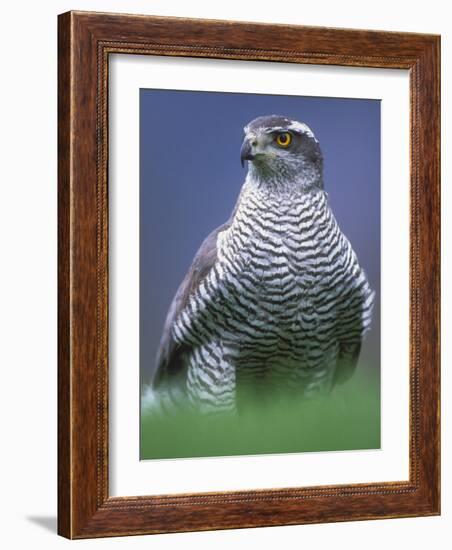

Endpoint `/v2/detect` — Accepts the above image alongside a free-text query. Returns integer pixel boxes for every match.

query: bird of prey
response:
[151,115,374,413]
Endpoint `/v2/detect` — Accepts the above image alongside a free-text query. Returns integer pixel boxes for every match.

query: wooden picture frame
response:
[58,10,440,539]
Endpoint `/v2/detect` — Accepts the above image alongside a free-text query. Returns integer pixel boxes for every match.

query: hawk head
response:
[240,115,323,190]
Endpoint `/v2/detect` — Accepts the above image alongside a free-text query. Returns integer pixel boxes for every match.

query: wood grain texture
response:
[57,10,440,539]
[57,10,72,538]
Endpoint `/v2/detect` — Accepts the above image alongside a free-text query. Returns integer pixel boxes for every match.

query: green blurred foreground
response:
[140,368,380,460]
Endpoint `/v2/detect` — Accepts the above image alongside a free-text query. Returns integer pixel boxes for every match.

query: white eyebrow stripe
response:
[244,119,318,142]
[287,121,315,137]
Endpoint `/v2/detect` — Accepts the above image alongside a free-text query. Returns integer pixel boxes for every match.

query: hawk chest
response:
[216,191,337,340]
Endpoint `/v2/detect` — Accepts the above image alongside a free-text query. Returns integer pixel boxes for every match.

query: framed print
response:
[58,11,440,538]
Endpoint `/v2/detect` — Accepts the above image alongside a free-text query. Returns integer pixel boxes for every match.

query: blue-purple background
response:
[140,89,380,385]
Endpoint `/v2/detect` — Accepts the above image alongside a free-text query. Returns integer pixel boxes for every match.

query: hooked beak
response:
[240,138,255,167]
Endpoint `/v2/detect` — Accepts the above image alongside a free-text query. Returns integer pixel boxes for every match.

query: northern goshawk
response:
[151,115,374,413]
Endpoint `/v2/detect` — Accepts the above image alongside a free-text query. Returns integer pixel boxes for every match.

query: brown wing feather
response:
[152,189,244,389]
[152,223,228,388]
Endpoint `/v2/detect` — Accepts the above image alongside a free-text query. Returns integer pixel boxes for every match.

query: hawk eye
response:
[275,132,292,147]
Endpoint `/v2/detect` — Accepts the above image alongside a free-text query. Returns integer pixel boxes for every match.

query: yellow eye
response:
[276,132,292,147]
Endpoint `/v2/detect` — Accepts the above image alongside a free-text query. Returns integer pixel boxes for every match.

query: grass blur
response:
[140,367,380,460]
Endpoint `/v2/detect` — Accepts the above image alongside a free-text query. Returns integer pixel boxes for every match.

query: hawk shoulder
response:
[152,187,245,389]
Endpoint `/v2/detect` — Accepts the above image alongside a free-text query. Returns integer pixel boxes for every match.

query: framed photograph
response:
[58,11,440,538]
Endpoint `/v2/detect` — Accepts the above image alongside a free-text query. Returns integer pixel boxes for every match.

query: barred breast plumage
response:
[151,115,374,413]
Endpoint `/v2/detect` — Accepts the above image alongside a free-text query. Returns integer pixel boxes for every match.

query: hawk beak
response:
[240,139,254,167]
